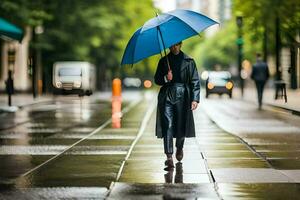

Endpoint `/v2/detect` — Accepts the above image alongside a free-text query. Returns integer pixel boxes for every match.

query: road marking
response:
[20,99,141,177]
[115,100,156,182]
[0,100,55,131]
[194,110,224,200]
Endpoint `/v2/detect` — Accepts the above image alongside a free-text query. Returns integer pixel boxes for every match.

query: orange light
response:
[225,82,233,90]
[207,82,214,90]
[144,80,152,88]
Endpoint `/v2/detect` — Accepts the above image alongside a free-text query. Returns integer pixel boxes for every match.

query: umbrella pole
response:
[157,26,171,71]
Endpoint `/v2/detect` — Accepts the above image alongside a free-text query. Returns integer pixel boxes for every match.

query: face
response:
[170,42,182,55]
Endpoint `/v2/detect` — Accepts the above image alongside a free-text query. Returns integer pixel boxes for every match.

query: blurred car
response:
[53,61,96,96]
[123,77,142,89]
[204,71,234,98]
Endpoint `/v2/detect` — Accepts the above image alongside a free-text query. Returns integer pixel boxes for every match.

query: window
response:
[59,68,82,76]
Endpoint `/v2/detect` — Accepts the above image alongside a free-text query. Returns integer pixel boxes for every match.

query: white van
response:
[53,61,96,96]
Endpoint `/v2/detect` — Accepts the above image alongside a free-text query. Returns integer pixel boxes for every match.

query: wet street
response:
[1,91,300,199]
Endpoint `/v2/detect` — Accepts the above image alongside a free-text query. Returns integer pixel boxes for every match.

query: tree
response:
[233,0,300,58]
[0,0,157,91]
[191,20,260,72]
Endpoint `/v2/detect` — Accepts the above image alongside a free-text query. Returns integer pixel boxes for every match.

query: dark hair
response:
[172,41,182,46]
[256,53,262,58]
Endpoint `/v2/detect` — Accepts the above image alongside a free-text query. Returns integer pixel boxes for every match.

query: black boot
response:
[164,154,174,170]
[176,148,183,161]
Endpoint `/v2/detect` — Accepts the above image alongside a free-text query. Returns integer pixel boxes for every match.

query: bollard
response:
[112,78,122,128]
[112,78,122,97]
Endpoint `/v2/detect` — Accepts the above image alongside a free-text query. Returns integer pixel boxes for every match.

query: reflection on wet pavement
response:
[194,109,269,170]
[13,100,149,189]
[0,93,151,199]
[0,98,112,179]
[118,108,212,186]
[2,93,300,199]
[218,183,300,199]
[108,182,219,200]
[207,159,269,169]
[203,99,300,171]
[19,155,125,187]
[110,98,300,198]
[0,155,51,183]
[0,187,108,199]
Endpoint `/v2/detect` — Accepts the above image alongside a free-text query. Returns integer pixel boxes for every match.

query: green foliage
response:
[233,0,300,49]
[0,0,51,27]
[0,0,156,89]
[192,21,261,71]
[2,0,297,89]
[191,22,235,70]
[189,0,299,71]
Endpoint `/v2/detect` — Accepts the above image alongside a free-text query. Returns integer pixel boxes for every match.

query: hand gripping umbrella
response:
[121,9,218,70]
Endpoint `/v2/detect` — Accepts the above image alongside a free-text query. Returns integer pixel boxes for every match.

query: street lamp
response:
[236,16,244,97]
[30,25,44,98]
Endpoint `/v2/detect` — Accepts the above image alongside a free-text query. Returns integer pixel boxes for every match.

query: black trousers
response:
[163,95,185,155]
[255,81,266,108]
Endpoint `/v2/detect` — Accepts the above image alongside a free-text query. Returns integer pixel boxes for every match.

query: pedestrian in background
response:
[251,53,269,110]
[154,42,200,169]
[5,70,14,106]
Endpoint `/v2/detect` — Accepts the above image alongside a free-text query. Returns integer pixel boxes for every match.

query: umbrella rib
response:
[155,13,171,71]
[155,13,163,59]
[156,27,163,58]
[157,26,171,71]
[131,29,142,67]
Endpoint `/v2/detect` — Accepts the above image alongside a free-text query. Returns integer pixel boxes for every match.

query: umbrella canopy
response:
[121,9,218,65]
[0,17,23,42]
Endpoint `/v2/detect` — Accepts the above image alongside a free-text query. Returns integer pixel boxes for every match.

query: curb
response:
[0,99,54,113]
[265,103,300,116]
[236,96,300,117]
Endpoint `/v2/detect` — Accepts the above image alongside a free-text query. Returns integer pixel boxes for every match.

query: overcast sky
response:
[153,0,176,12]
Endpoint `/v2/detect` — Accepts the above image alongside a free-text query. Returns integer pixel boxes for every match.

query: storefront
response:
[0,18,31,92]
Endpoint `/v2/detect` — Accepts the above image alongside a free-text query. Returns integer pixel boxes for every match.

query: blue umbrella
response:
[121,9,218,68]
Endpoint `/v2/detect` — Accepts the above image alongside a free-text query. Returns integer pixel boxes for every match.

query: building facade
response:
[0,27,31,92]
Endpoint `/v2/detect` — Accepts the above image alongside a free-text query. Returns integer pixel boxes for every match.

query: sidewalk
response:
[234,87,300,114]
[0,94,53,112]
[0,91,115,113]
[108,103,300,199]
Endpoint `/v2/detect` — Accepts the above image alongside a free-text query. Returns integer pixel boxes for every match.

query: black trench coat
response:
[155,52,200,138]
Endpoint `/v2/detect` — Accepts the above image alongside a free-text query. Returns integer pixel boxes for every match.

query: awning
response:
[0,17,23,42]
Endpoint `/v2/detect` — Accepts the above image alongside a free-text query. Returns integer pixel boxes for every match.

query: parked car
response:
[205,71,234,98]
[53,61,96,96]
[123,77,142,89]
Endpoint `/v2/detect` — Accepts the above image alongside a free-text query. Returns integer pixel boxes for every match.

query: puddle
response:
[0,155,52,180]
[17,155,124,188]
[203,151,257,158]
[269,159,300,169]
[207,159,269,168]
[218,183,300,199]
